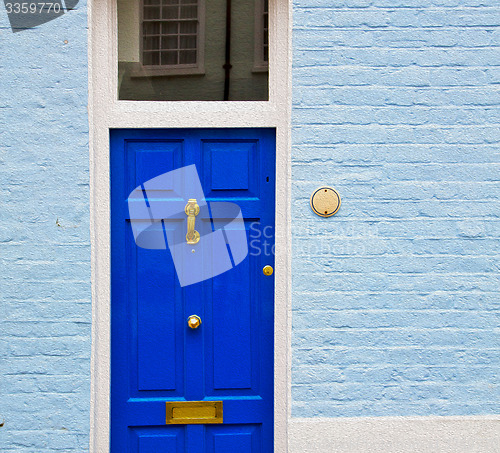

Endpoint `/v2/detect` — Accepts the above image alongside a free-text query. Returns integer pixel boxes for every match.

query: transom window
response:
[142,0,201,69]
[118,0,269,100]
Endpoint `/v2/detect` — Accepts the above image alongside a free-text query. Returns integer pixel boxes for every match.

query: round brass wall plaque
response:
[310,187,341,217]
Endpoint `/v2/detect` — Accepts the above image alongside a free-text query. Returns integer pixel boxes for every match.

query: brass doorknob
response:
[187,315,202,329]
[263,265,274,276]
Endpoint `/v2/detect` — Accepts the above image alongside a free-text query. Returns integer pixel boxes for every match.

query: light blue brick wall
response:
[0,3,90,451]
[292,1,500,417]
[1,0,499,448]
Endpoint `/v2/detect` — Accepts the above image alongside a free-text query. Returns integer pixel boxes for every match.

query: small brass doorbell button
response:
[187,315,202,329]
[263,265,274,276]
[310,187,341,217]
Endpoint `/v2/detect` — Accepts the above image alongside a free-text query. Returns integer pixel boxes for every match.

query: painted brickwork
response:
[292,1,500,417]
[0,3,91,451]
[1,0,500,450]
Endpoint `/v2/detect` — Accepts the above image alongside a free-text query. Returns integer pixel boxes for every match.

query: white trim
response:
[129,63,205,78]
[289,416,500,453]
[88,0,292,452]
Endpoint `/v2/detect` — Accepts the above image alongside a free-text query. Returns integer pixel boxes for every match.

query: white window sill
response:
[252,64,269,73]
[130,64,205,78]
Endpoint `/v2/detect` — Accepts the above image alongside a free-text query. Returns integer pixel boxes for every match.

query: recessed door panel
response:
[212,257,253,390]
[203,140,260,198]
[137,246,180,391]
[206,424,261,453]
[131,426,185,453]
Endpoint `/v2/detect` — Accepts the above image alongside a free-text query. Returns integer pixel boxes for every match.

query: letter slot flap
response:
[165,401,223,424]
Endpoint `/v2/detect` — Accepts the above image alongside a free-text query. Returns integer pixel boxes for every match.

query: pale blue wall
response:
[0,3,90,451]
[291,0,500,417]
[1,0,500,450]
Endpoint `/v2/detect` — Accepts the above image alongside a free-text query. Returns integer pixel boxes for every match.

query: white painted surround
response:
[88,0,292,452]
[88,1,500,452]
[290,416,500,453]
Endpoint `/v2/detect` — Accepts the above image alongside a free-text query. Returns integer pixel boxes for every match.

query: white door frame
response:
[88,1,292,451]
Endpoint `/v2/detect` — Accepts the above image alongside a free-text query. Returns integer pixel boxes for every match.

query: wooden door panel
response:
[136,247,182,392]
[206,424,261,453]
[132,426,185,453]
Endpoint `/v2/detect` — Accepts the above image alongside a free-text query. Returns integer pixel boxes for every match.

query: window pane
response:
[162,22,178,35]
[179,50,196,64]
[179,35,196,50]
[143,51,160,66]
[162,36,179,50]
[161,51,178,65]
[118,0,269,101]
[162,6,179,19]
[143,6,161,19]
[143,21,161,35]
[180,6,197,19]
[144,36,160,51]
[179,21,197,34]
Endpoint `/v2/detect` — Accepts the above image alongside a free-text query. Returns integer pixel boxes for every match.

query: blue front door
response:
[110,129,275,453]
